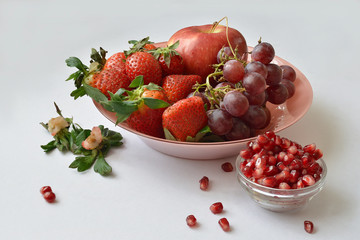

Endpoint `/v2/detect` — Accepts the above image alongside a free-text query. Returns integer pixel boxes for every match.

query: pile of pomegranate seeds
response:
[239,131,323,189]
[40,185,56,203]
[304,220,314,233]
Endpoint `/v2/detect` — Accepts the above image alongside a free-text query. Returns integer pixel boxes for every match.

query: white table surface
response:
[1,0,359,239]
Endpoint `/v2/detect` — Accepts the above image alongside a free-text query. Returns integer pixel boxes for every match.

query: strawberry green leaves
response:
[66,47,107,99]
[41,103,123,176]
[148,40,181,68]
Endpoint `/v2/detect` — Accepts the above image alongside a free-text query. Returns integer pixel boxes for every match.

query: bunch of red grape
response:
[196,41,297,141]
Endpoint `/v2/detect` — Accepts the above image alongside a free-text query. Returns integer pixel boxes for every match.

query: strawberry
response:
[148,41,184,77]
[162,75,202,104]
[103,52,126,74]
[87,68,131,98]
[125,51,162,85]
[66,47,132,99]
[126,88,169,138]
[162,96,208,141]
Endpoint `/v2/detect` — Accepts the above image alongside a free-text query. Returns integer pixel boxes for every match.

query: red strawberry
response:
[88,68,131,98]
[126,88,169,138]
[158,54,184,76]
[103,52,126,74]
[162,96,208,141]
[148,41,184,77]
[143,43,156,50]
[162,75,202,104]
[125,51,162,85]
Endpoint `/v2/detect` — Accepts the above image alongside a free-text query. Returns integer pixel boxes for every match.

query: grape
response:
[217,46,241,63]
[244,61,268,79]
[223,90,249,117]
[223,60,245,84]
[242,72,266,95]
[243,91,266,106]
[262,106,271,128]
[280,79,296,98]
[266,83,289,104]
[266,64,283,85]
[225,118,251,141]
[251,42,275,64]
[215,82,235,89]
[241,105,268,129]
[207,109,233,135]
[280,65,296,82]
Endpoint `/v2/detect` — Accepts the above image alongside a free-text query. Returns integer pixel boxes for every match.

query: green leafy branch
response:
[41,103,123,176]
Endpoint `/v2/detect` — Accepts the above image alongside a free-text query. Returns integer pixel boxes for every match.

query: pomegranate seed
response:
[302,175,316,186]
[242,166,253,178]
[186,215,197,227]
[289,159,302,171]
[289,170,300,183]
[257,134,269,145]
[283,153,295,165]
[274,135,282,145]
[199,176,209,191]
[251,141,262,152]
[277,151,286,162]
[252,168,264,179]
[258,176,277,188]
[303,143,316,154]
[255,157,267,170]
[307,162,320,175]
[281,137,291,149]
[240,149,252,159]
[43,191,56,203]
[287,145,298,155]
[297,179,305,189]
[313,148,323,160]
[265,131,275,139]
[275,170,290,183]
[304,220,314,233]
[218,218,230,232]
[268,155,277,165]
[263,140,275,151]
[210,202,223,214]
[221,162,233,172]
[277,162,289,171]
[40,186,52,195]
[264,165,279,176]
[278,182,291,189]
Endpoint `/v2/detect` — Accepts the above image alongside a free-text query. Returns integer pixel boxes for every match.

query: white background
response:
[1,0,359,239]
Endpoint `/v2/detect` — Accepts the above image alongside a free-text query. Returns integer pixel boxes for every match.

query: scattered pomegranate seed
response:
[40,186,52,195]
[218,218,230,232]
[210,202,223,214]
[239,131,324,189]
[304,220,314,233]
[186,215,197,227]
[43,191,56,203]
[221,162,234,172]
[199,176,209,191]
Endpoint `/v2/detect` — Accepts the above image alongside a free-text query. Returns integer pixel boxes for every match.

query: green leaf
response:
[168,40,180,50]
[70,87,86,99]
[75,129,91,147]
[108,100,139,123]
[93,152,112,176]
[69,155,97,172]
[83,83,108,103]
[164,128,177,141]
[143,98,170,109]
[144,82,162,91]
[66,70,82,81]
[128,76,144,88]
[65,57,88,73]
[41,141,57,152]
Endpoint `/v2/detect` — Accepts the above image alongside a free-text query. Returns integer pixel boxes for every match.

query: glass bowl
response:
[235,155,327,212]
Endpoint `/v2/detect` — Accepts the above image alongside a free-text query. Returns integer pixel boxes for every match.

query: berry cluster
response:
[40,186,56,203]
[239,131,323,189]
[193,41,297,141]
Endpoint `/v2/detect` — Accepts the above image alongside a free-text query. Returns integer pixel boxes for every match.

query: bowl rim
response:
[235,155,327,195]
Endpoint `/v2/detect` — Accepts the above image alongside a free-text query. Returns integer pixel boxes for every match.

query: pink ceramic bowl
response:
[93,47,313,160]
